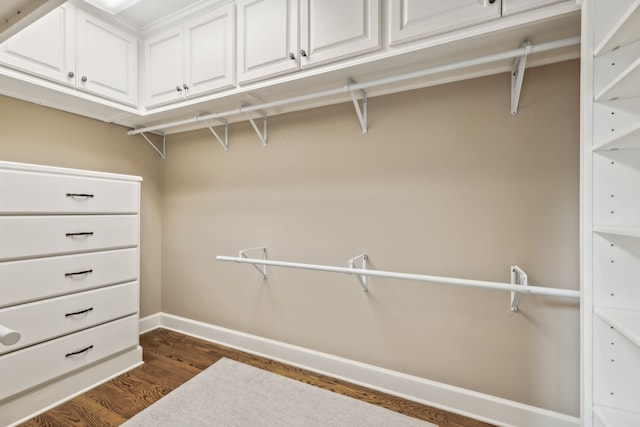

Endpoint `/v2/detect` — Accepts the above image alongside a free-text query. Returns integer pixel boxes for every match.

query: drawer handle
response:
[65,307,94,317]
[65,269,94,277]
[0,325,21,346]
[65,232,94,237]
[66,193,94,199]
[65,345,94,358]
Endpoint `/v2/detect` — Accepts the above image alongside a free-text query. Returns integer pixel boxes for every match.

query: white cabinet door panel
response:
[145,27,183,106]
[300,0,380,68]
[389,0,502,46]
[502,0,566,16]
[237,0,298,83]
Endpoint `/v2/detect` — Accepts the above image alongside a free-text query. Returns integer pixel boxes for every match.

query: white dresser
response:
[0,161,143,426]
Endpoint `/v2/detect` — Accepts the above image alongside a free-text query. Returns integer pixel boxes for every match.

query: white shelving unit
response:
[584,0,640,425]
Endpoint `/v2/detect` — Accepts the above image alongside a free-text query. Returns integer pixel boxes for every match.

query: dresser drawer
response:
[0,169,139,214]
[0,215,138,261]
[0,282,137,355]
[0,315,138,401]
[0,248,138,308]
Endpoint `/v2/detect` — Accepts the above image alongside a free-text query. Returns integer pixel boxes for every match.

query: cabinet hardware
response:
[68,71,75,78]
[65,232,94,237]
[183,84,189,90]
[65,307,94,317]
[289,52,296,60]
[0,325,21,346]
[300,49,307,57]
[81,76,87,82]
[176,85,182,92]
[64,269,94,277]
[65,345,93,358]
[66,193,94,198]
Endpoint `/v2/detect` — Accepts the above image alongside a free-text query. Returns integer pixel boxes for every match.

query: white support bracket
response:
[204,119,229,152]
[510,41,532,115]
[139,131,166,159]
[510,265,528,312]
[239,247,268,279]
[348,254,369,292]
[244,113,268,147]
[348,80,368,135]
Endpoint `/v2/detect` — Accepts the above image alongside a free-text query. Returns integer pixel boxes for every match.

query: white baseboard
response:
[140,312,580,427]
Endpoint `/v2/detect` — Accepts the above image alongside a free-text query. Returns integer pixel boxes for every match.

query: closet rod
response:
[216,255,580,299]
[128,36,580,136]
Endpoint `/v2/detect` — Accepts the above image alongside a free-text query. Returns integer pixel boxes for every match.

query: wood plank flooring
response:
[20,328,494,427]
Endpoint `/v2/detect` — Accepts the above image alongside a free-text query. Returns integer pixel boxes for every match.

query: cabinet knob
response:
[81,76,87,83]
[289,52,296,60]
[0,325,21,346]
[176,86,182,92]
[300,49,307,57]
[68,71,75,78]
[183,84,189,90]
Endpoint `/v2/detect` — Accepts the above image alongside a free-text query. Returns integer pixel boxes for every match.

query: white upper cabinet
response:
[389,0,502,46]
[76,9,138,106]
[299,0,380,68]
[502,0,567,16]
[145,4,235,108]
[238,0,380,84]
[0,5,75,87]
[0,4,138,106]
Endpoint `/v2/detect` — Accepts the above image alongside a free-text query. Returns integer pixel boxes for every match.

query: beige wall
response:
[0,98,163,317]
[162,60,580,415]
[0,59,580,416]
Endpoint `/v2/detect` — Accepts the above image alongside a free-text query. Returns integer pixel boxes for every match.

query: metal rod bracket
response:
[510,41,532,115]
[239,247,268,278]
[244,112,267,147]
[205,119,229,151]
[348,254,368,292]
[139,131,166,159]
[348,80,368,135]
[510,265,528,312]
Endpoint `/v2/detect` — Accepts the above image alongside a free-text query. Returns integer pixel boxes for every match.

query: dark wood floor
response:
[20,328,494,427]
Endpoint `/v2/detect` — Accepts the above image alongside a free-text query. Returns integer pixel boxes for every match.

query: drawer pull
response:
[65,345,94,358]
[0,325,21,346]
[65,307,94,317]
[65,232,94,237]
[65,269,94,277]
[66,193,94,199]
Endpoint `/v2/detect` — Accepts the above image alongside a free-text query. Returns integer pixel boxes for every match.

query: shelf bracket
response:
[204,119,229,152]
[510,41,532,115]
[348,80,368,135]
[239,247,268,279]
[510,265,528,312]
[139,131,166,159]
[245,113,268,147]
[348,254,369,292]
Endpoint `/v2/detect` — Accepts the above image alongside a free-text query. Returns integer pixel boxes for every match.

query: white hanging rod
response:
[215,254,580,300]
[128,37,580,137]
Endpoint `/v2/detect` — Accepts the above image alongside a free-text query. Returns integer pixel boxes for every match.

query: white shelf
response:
[594,406,640,427]
[593,121,640,151]
[594,226,640,238]
[595,41,640,101]
[594,0,640,55]
[594,307,640,348]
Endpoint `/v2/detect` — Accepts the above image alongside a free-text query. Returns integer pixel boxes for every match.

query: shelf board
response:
[593,121,640,151]
[594,406,640,427]
[594,307,640,348]
[594,226,640,238]
[595,46,640,101]
[594,0,640,56]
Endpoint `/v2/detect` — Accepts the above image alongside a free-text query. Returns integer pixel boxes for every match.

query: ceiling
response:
[114,0,204,30]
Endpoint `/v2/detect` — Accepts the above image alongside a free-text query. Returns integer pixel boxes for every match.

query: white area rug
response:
[122,357,436,426]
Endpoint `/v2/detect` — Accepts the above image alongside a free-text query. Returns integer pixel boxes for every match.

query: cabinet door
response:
[76,10,138,106]
[299,0,380,68]
[144,27,183,107]
[184,4,235,97]
[389,0,502,46]
[237,0,298,84]
[502,0,566,16]
[0,5,75,86]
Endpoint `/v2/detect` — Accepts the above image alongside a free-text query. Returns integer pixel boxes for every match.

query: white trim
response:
[142,312,580,427]
[139,312,162,333]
